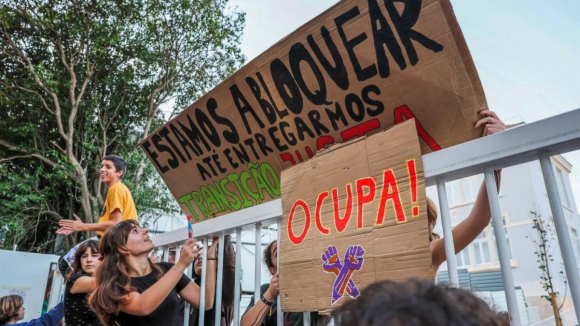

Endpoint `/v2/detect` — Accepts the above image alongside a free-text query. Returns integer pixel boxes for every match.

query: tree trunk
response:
[550,292,563,326]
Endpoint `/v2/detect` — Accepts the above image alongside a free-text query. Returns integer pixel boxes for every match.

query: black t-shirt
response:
[65,273,103,326]
[117,262,191,326]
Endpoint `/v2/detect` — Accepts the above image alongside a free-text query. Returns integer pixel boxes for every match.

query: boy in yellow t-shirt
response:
[57,154,137,276]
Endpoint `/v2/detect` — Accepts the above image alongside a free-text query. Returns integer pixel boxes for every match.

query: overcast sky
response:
[227,0,580,208]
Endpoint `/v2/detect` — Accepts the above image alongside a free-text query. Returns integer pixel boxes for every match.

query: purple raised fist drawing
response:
[321,244,366,304]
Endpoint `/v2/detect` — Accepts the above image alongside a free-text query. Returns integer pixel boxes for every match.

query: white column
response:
[214,233,225,326]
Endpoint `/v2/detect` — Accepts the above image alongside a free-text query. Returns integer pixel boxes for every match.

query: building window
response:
[571,228,580,264]
[491,216,513,260]
[452,215,512,269]
[446,182,461,206]
[555,168,570,207]
[463,176,480,202]
[456,248,471,267]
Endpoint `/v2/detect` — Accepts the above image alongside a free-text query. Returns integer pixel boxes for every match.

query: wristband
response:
[172,265,184,273]
[260,293,274,306]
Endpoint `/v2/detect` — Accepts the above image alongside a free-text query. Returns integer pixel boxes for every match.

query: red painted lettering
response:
[316,191,330,235]
[288,199,311,245]
[332,184,353,232]
[375,169,407,224]
[356,177,376,228]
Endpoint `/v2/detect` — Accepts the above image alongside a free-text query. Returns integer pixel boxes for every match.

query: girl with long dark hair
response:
[89,220,216,326]
[64,239,102,326]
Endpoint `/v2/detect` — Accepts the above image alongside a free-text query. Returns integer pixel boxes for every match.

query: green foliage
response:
[0,0,245,252]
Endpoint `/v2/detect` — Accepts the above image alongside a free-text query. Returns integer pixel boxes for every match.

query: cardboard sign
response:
[279,120,433,312]
[141,0,486,223]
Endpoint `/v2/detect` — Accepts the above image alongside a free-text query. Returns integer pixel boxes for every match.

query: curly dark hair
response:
[263,240,276,269]
[329,278,504,326]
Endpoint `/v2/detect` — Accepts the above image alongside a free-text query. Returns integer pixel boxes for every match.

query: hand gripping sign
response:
[280,120,434,313]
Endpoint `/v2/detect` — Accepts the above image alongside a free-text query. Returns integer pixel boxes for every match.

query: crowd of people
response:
[0,111,512,326]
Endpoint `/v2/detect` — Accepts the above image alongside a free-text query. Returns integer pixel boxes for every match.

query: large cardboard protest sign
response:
[141,0,487,223]
[279,120,432,312]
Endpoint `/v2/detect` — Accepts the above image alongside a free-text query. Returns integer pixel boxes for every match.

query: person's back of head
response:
[330,278,502,326]
[0,294,23,324]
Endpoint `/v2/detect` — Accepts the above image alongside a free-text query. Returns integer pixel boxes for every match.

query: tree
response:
[528,210,567,326]
[0,0,245,252]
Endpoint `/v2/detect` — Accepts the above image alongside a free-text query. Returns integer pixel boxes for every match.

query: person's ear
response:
[268,266,277,275]
[117,246,129,255]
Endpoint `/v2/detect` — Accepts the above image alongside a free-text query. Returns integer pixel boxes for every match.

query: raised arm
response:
[119,239,197,316]
[430,110,505,269]
[241,275,279,326]
[180,237,219,310]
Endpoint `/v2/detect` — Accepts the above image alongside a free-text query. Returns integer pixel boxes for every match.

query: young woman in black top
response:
[89,220,217,326]
[64,239,102,326]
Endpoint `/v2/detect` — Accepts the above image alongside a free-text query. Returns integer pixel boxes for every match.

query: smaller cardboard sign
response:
[279,119,433,313]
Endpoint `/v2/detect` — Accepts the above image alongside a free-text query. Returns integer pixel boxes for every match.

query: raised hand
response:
[322,245,341,274]
[343,245,365,270]
[475,110,506,136]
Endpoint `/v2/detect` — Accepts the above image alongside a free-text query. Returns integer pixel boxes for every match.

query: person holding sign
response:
[241,240,321,326]
[57,154,138,277]
[428,110,506,270]
[89,220,216,326]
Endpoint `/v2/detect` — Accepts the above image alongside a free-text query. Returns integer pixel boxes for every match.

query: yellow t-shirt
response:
[97,182,138,236]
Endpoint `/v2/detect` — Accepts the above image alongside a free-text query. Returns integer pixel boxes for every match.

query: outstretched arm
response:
[430,110,505,269]
[241,277,279,326]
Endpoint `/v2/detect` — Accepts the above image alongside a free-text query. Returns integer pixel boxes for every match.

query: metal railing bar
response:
[436,180,459,287]
[233,228,242,326]
[199,237,208,325]
[214,233,225,326]
[254,223,262,304]
[539,152,580,323]
[277,219,283,326]
[485,169,521,326]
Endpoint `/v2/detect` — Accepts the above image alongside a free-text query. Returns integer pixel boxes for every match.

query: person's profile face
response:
[194,248,205,275]
[80,247,102,275]
[269,242,278,273]
[100,159,122,185]
[17,304,24,320]
[124,226,154,255]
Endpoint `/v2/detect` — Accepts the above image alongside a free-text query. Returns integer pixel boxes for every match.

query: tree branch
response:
[0,139,64,169]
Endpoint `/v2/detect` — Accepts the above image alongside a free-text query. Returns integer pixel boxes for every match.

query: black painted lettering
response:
[195,108,220,147]
[307,26,349,91]
[207,98,239,144]
[244,137,260,160]
[362,84,384,117]
[152,134,179,169]
[294,116,315,141]
[289,42,331,106]
[223,148,239,169]
[267,126,289,152]
[369,0,406,77]
[232,143,250,166]
[308,109,330,136]
[230,84,265,134]
[196,162,213,181]
[169,123,197,159]
[211,153,227,173]
[270,58,304,114]
[202,156,218,176]
[178,113,210,155]
[345,93,365,122]
[255,133,274,156]
[384,0,443,66]
[142,140,168,173]
[159,127,187,164]
[280,121,298,146]
[325,102,349,131]
[335,6,378,81]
